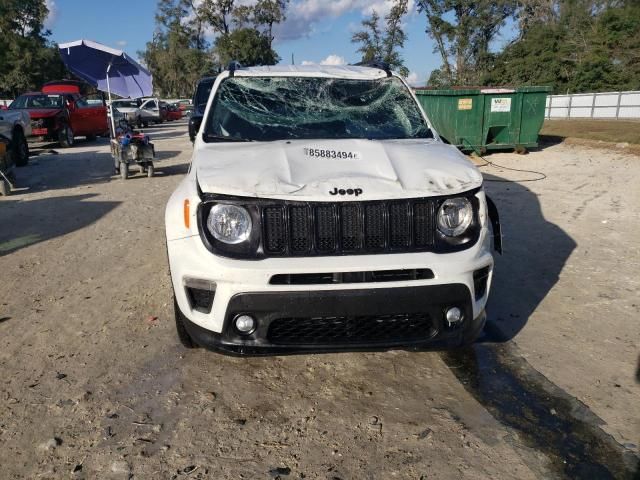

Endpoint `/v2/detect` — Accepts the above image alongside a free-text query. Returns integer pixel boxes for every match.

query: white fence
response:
[546,91,640,119]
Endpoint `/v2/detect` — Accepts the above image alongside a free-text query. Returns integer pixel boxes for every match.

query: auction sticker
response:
[304,147,361,160]
[491,97,512,112]
[458,98,473,110]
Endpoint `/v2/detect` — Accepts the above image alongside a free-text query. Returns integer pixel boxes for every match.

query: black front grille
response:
[267,313,434,345]
[261,199,437,257]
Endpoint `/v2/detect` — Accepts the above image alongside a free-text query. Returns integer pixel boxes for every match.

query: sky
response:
[46,0,515,87]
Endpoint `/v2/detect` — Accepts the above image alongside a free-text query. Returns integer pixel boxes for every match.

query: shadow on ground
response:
[0,193,120,256]
[10,145,187,194]
[481,172,577,342]
[441,175,640,478]
[11,150,116,194]
[443,343,639,479]
[537,134,566,148]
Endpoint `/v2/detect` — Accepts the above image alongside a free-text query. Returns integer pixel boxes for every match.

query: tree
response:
[352,11,384,63]
[483,0,640,92]
[142,0,285,91]
[417,0,516,86]
[250,0,289,47]
[351,0,410,77]
[203,0,284,67]
[198,0,236,35]
[383,0,410,77]
[0,0,65,97]
[214,27,280,67]
[141,0,213,97]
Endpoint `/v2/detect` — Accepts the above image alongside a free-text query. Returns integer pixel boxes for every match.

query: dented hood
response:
[195,139,483,201]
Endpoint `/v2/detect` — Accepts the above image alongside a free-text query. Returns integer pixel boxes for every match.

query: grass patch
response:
[541,119,640,144]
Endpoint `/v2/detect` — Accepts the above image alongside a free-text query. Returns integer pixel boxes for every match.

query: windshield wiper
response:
[203,133,253,143]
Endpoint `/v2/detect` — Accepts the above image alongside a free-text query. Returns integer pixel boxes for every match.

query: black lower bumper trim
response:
[180,285,485,355]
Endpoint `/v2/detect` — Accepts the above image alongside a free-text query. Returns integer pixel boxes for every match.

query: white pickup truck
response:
[0,107,31,196]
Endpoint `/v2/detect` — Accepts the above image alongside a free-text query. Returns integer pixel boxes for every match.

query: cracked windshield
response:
[205,76,432,142]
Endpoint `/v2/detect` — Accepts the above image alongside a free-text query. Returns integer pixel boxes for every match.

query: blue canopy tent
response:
[58,39,153,137]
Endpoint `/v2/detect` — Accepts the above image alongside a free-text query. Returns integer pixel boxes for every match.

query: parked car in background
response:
[110,99,142,127]
[166,103,182,121]
[188,77,216,142]
[9,82,108,147]
[176,99,193,116]
[139,98,164,126]
[0,107,31,195]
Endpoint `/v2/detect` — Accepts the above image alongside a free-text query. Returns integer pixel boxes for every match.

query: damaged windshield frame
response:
[203,76,433,143]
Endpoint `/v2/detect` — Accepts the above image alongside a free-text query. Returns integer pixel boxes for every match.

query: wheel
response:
[174,298,198,348]
[515,145,528,155]
[58,125,74,148]
[10,128,29,167]
[0,178,9,196]
[459,310,487,347]
[147,163,154,178]
[120,162,129,180]
[86,134,97,141]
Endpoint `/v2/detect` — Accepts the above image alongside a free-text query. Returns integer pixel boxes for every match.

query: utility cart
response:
[111,124,156,180]
[57,40,156,180]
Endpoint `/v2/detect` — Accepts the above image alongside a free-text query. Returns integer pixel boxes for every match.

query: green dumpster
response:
[414,86,551,154]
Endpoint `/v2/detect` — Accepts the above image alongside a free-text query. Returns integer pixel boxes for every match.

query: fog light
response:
[445,307,463,327]
[234,314,256,335]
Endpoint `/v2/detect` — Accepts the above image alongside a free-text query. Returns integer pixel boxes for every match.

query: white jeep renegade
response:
[165,63,501,354]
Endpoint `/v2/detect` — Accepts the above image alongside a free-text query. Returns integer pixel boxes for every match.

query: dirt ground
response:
[1,122,638,479]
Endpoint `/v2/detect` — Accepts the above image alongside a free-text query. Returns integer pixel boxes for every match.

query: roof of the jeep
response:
[228,65,391,80]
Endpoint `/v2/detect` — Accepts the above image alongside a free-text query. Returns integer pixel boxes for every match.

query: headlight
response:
[437,197,473,237]
[207,204,252,244]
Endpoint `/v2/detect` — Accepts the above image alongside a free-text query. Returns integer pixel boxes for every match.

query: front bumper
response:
[167,222,494,353]
[178,285,485,354]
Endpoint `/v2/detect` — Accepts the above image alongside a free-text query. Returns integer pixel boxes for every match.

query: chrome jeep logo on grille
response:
[329,187,363,197]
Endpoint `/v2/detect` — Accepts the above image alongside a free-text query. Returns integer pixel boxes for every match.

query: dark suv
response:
[188,76,216,142]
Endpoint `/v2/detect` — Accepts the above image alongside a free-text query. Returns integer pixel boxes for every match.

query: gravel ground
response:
[0,122,638,479]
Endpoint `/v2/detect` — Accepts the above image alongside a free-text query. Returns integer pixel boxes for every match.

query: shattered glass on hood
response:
[204,76,432,142]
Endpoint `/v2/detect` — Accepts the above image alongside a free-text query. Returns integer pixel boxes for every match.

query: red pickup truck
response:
[8,81,109,147]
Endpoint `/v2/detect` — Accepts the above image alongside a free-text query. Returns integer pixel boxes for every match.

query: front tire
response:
[11,128,29,167]
[459,310,487,347]
[174,298,198,349]
[58,125,74,148]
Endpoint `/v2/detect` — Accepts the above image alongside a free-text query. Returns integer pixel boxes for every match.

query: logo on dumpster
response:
[491,98,512,112]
